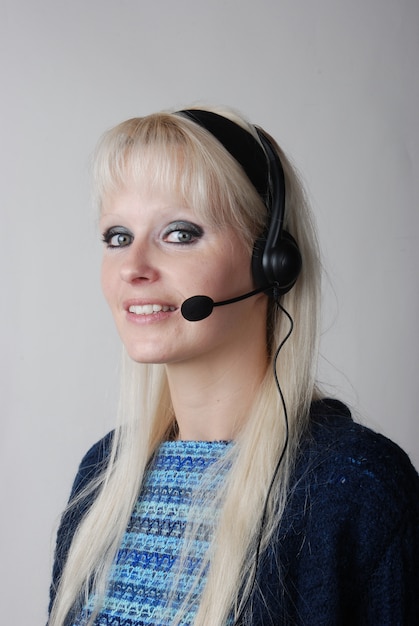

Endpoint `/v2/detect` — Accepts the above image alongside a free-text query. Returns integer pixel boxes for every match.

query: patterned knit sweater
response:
[50,400,419,625]
[71,441,233,626]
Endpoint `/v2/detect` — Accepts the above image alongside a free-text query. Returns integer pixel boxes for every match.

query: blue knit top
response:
[72,440,233,626]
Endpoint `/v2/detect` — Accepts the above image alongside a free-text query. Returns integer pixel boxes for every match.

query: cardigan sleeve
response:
[48,432,113,613]
[359,486,419,624]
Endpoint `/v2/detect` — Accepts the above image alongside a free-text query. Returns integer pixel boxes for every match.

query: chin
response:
[126,351,166,365]
[124,344,172,365]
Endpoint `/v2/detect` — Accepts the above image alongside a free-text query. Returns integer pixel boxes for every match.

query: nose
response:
[119,240,159,284]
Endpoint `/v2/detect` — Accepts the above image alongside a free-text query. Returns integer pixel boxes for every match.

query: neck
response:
[165,338,268,442]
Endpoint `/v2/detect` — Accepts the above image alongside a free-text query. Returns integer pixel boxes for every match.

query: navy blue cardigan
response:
[50,400,419,624]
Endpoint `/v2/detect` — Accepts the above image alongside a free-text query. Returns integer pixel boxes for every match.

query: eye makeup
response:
[162,221,204,244]
[101,220,204,249]
[102,226,134,248]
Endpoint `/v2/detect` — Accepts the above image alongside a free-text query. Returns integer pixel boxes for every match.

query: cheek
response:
[222,244,253,287]
[100,259,116,307]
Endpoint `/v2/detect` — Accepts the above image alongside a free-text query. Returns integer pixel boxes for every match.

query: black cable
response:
[233,299,294,625]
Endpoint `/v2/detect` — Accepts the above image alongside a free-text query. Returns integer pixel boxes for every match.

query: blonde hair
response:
[49,106,322,625]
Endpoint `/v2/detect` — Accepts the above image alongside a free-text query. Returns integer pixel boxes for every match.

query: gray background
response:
[1,1,418,623]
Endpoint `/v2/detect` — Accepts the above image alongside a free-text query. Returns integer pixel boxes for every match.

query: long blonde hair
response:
[49,106,322,625]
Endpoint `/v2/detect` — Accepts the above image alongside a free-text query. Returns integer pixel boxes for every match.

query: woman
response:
[48,107,419,625]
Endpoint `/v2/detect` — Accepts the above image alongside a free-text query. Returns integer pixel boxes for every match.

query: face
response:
[100,181,268,367]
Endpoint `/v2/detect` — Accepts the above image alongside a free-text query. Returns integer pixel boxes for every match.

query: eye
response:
[102,227,133,248]
[163,221,203,244]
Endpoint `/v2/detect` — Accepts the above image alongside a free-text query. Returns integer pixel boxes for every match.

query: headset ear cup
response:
[252,231,302,294]
[269,231,302,294]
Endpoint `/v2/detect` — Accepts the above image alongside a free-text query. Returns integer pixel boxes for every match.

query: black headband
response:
[177,109,269,199]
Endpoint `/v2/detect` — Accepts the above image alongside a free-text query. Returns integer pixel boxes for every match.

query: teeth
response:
[128,304,175,315]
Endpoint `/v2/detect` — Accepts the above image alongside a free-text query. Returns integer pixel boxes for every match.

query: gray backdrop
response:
[1,0,418,623]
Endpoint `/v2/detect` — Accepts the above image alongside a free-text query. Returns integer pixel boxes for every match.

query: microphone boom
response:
[181,286,270,322]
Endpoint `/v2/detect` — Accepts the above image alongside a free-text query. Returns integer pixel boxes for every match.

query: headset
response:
[177,109,302,296]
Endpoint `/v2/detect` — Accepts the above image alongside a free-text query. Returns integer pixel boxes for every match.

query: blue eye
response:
[102,228,133,248]
[164,221,203,244]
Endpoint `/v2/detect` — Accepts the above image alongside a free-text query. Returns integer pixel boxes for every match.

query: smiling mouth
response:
[128,304,176,315]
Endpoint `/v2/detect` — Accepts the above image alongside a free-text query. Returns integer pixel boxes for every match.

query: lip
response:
[124,298,179,310]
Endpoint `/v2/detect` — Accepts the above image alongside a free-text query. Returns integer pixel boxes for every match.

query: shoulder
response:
[69,430,114,498]
[256,400,419,623]
[302,398,419,509]
[291,399,419,586]
[49,431,114,611]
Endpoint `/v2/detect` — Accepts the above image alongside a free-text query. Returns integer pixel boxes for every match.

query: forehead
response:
[99,182,196,222]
